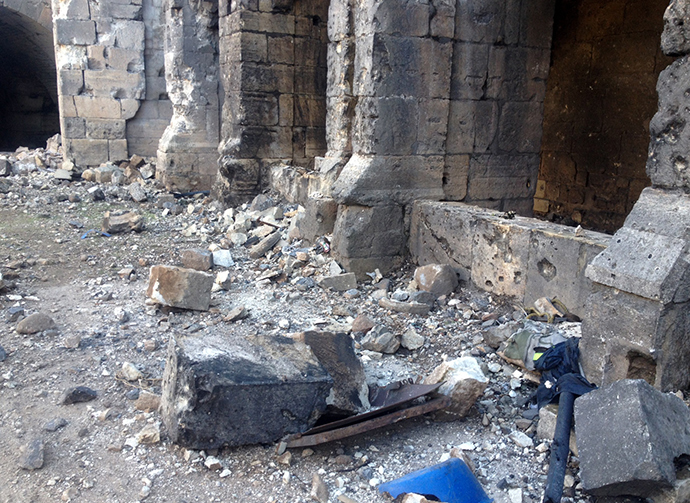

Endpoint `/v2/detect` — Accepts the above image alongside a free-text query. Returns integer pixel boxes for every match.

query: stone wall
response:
[52,0,146,166]
[212,0,329,207]
[323,0,556,276]
[446,0,556,216]
[536,0,672,234]
[124,0,172,157]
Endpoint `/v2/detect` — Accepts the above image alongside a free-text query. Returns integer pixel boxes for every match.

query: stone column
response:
[212,0,329,207]
[156,0,220,192]
[328,0,453,276]
[580,0,690,391]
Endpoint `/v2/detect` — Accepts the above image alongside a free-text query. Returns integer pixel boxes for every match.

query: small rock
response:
[360,325,400,354]
[62,335,81,349]
[401,327,425,350]
[136,423,160,444]
[318,273,357,292]
[224,305,248,322]
[0,345,6,362]
[277,451,292,466]
[120,362,143,381]
[414,264,458,297]
[135,391,161,412]
[213,249,234,268]
[508,487,522,503]
[424,357,488,418]
[128,182,147,202]
[249,232,281,259]
[408,290,436,307]
[215,270,233,290]
[143,339,157,352]
[102,210,143,233]
[311,473,329,503]
[59,386,98,405]
[87,186,105,201]
[16,313,56,334]
[182,249,213,271]
[7,306,25,322]
[204,456,222,470]
[351,315,375,334]
[146,265,214,311]
[126,389,141,400]
[509,430,534,448]
[19,438,44,470]
[44,418,68,432]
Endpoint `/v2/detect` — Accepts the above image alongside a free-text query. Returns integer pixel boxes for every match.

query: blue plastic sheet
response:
[378,458,492,503]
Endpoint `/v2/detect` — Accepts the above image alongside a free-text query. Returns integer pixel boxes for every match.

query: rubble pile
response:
[1,142,690,503]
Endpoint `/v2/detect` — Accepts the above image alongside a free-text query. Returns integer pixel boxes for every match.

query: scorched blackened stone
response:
[161,333,332,449]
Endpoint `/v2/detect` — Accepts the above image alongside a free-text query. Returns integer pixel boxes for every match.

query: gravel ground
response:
[0,147,591,503]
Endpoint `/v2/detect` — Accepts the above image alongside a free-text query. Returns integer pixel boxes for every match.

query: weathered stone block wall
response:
[52,0,146,166]
[213,0,328,206]
[446,0,556,216]
[536,0,672,234]
[125,0,173,157]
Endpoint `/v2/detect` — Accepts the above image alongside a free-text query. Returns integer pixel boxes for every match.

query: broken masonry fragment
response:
[102,210,144,234]
[146,265,214,311]
[160,333,332,449]
[575,379,690,499]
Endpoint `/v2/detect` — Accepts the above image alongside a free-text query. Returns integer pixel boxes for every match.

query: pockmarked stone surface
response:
[146,265,213,311]
[161,333,332,449]
[575,379,690,498]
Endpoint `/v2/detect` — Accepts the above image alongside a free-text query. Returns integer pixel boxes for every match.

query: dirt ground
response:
[0,154,589,503]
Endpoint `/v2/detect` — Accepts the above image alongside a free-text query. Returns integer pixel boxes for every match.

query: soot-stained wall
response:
[536,0,673,233]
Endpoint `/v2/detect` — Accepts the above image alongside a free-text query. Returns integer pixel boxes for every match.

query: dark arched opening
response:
[0,6,59,151]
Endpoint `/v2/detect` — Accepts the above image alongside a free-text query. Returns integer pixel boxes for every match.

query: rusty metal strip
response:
[303,382,443,436]
[284,396,451,448]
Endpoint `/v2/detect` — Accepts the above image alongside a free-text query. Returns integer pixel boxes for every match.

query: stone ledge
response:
[409,200,610,317]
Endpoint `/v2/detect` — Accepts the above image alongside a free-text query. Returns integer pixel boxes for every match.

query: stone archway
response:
[0,4,59,150]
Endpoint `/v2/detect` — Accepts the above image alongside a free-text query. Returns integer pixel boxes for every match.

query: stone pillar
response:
[53,0,146,167]
[212,0,329,207]
[581,0,690,391]
[156,0,220,192]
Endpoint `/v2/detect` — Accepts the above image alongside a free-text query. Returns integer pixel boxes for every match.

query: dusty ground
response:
[0,153,590,503]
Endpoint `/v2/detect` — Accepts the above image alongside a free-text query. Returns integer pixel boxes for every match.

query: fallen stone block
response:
[424,357,488,418]
[575,379,690,498]
[161,333,332,449]
[414,264,458,297]
[146,265,214,311]
[300,331,370,415]
[318,273,357,291]
[102,211,143,233]
[181,249,213,271]
[53,169,74,181]
[128,182,147,202]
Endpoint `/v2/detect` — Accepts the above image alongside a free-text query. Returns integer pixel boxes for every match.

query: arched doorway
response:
[0,5,59,151]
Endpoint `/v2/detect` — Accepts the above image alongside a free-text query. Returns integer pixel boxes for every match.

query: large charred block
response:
[161,333,333,449]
